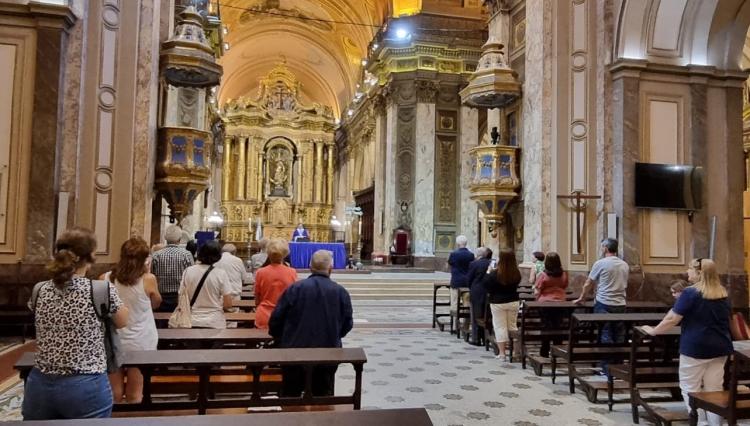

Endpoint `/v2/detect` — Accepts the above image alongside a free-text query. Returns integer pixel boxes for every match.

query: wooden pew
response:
[231,299,255,311]
[156,328,271,349]
[153,312,255,328]
[5,408,434,426]
[550,312,666,399]
[688,344,750,426]
[608,326,682,425]
[432,281,450,330]
[241,291,254,300]
[16,348,367,415]
[512,301,668,371]
[0,310,34,342]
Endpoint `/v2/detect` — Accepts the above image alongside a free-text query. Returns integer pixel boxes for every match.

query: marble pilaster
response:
[25,25,69,262]
[610,72,640,264]
[459,106,479,248]
[521,0,554,262]
[382,103,398,253]
[129,0,161,240]
[372,113,387,253]
[413,103,436,256]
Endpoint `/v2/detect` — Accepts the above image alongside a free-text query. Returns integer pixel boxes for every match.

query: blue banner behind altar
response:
[289,242,347,269]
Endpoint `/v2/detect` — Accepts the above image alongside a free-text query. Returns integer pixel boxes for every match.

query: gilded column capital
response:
[371,93,387,116]
[416,80,439,103]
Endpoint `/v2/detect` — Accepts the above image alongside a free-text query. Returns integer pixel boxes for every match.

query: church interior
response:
[4,0,750,424]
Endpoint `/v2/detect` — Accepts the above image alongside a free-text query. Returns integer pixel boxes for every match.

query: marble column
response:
[382,103,398,253]
[222,136,232,201]
[236,137,246,200]
[413,103,436,256]
[522,0,554,262]
[373,113,387,253]
[313,142,323,203]
[257,150,264,201]
[459,106,479,248]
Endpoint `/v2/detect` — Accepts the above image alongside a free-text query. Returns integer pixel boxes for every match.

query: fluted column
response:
[236,137,247,199]
[257,150,264,200]
[246,138,256,200]
[315,141,324,203]
[222,136,232,201]
[295,155,303,203]
[326,145,334,205]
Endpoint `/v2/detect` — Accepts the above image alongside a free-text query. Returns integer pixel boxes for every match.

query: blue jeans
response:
[22,368,113,420]
[593,301,626,375]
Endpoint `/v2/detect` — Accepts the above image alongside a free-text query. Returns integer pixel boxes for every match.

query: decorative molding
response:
[416,80,439,103]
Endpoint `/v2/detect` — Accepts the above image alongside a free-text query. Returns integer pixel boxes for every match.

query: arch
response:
[615,0,750,70]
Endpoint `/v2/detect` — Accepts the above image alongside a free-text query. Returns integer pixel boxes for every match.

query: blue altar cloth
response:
[289,242,347,269]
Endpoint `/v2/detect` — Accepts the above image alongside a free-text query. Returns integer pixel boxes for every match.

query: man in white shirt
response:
[215,244,250,299]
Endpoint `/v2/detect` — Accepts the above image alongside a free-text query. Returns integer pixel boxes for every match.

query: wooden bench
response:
[240,291,254,300]
[40,410,432,425]
[688,345,750,426]
[550,313,666,399]
[452,287,472,339]
[156,328,271,349]
[153,312,255,328]
[4,408,433,425]
[514,301,668,372]
[16,348,367,414]
[231,299,255,311]
[0,309,34,341]
[608,326,682,425]
[432,281,450,330]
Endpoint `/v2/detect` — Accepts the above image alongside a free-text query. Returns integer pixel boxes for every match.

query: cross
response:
[272,84,287,109]
[557,190,601,254]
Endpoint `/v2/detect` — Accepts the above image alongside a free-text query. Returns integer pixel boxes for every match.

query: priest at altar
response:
[292,223,310,242]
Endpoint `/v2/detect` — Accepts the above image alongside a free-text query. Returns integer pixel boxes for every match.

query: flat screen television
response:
[635,162,702,210]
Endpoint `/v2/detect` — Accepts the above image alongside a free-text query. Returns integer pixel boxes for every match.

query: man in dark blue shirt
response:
[467,247,492,345]
[447,235,475,312]
[269,250,353,397]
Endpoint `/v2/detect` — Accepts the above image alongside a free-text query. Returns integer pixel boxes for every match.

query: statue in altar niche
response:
[267,146,292,197]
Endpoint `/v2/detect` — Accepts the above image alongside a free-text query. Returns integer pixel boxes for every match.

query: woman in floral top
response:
[23,228,129,420]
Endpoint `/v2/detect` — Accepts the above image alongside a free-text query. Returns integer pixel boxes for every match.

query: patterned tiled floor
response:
[0,304,704,425]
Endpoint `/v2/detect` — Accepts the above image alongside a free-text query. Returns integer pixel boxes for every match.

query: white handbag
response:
[168,266,213,329]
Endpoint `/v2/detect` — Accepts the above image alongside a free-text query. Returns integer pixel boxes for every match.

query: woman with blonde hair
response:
[644,258,732,426]
[103,236,161,404]
[254,239,298,329]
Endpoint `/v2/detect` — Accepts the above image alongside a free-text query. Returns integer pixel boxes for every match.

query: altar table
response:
[289,242,347,269]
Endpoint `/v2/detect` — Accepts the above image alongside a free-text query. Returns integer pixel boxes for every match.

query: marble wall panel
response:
[395,106,416,229]
[459,106,479,248]
[413,103,435,256]
[382,103,399,253]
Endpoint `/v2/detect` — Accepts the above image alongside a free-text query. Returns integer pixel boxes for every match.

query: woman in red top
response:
[534,252,569,357]
[254,239,298,329]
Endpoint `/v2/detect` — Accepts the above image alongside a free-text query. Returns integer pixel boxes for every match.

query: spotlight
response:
[373,43,379,50]
[222,25,228,35]
[347,110,354,117]
[223,42,230,51]
[394,28,410,39]
[361,59,368,66]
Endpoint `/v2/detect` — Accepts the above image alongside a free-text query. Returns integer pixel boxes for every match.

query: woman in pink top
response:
[534,252,569,357]
[254,239,298,329]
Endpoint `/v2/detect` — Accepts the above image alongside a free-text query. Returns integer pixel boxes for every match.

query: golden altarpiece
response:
[220,63,336,244]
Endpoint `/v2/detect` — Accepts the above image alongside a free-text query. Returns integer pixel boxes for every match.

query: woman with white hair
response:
[643,258,733,426]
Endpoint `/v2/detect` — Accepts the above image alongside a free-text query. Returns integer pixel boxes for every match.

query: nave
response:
[0,299,681,425]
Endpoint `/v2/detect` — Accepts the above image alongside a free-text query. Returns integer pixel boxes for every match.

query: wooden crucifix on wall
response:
[557,190,601,255]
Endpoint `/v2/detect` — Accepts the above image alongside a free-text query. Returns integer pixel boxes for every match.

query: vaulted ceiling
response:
[218,0,391,118]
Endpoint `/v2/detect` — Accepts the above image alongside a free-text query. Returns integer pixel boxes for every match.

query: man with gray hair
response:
[269,250,353,397]
[215,243,249,299]
[447,235,474,314]
[467,247,493,345]
[151,225,194,312]
[247,238,269,286]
